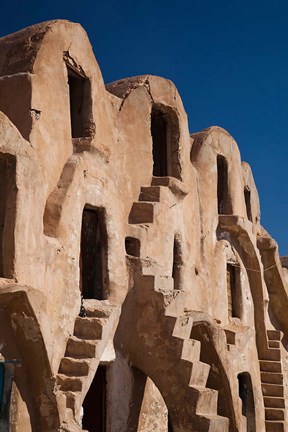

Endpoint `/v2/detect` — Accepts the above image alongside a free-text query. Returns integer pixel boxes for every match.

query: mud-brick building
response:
[0,19,287,432]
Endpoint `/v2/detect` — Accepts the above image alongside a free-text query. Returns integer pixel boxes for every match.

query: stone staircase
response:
[260,330,285,432]
[124,178,229,431]
[56,300,120,429]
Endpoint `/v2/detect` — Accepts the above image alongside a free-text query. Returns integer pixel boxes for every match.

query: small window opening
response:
[244,186,252,222]
[82,365,107,432]
[172,237,182,290]
[125,237,140,257]
[238,372,256,432]
[217,155,232,215]
[226,263,241,319]
[67,65,92,139]
[0,154,16,278]
[80,207,108,300]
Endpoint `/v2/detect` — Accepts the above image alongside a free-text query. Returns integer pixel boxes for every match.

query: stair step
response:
[59,357,90,377]
[74,317,106,339]
[267,330,283,341]
[82,300,114,318]
[261,348,281,361]
[204,415,229,432]
[265,420,285,432]
[128,202,154,224]
[65,336,97,359]
[261,372,283,385]
[268,340,280,349]
[195,387,218,415]
[264,397,285,409]
[262,383,283,397]
[259,360,281,373]
[189,361,210,387]
[181,339,201,362]
[57,374,83,392]
[139,186,161,202]
[173,315,194,340]
[265,407,285,421]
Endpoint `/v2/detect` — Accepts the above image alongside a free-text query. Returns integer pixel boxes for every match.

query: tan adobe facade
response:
[0,19,287,432]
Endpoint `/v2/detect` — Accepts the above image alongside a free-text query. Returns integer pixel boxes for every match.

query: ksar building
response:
[0,20,287,432]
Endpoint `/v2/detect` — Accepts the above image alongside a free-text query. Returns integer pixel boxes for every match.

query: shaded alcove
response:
[244,186,252,222]
[0,154,17,278]
[217,155,232,215]
[66,65,92,139]
[127,366,171,432]
[151,106,181,180]
[226,263,242,319]
[125,236,140,257]
[82,365,107,432]
[238,372,256,432]
[172,237,182,290]
[80,207,108,300]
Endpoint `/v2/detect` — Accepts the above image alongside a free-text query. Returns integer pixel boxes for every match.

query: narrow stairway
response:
[56,301,120,428]
[123,178,229,432]
[260,330,285,432]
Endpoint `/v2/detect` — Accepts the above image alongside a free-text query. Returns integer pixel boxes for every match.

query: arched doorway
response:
[151,106,181,180]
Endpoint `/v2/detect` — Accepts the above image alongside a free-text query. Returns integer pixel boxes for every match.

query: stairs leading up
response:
[259,330,285,432]
[56,301,120,428]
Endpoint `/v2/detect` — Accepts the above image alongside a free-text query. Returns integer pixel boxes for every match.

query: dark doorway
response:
[80,207,108,300]
[82,366,107,432]
[151,108,168,177]
[0,364,4,408]
[238,372,256,432]
[244,187,252,222]
[217,155,232,214]
[172,237,182,290]
[168,414,174,432]
[226,263,241,319]
[0,154,16,278]
[67,65,91,138]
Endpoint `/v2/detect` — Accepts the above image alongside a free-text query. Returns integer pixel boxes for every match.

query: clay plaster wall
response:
[0,19,287,432]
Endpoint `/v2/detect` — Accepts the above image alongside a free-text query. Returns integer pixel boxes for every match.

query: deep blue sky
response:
[1,1,288,254]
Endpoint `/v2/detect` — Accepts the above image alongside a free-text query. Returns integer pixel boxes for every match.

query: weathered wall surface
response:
[0,19,287,432]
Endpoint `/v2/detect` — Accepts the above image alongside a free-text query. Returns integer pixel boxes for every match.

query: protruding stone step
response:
[139,186,161,202]
[173,315,194,340]
[259,360,281,373]
[189,361,210,387]
[74,317,106,339]
[128,202,154,224]
[261,372,283,385]
[65,336,97,359]
[203,415,229,432]
[57,374,83,392]
[261,383,283,397]
[265,420,285,432]
[59,357,90,377]
[195,387,218,415]
[181,339,201,363]
[267,330,283,341]
[262,348,281,361]
[268,340,280,349]
[264,397,285,409]
[265,407,285,421]
[82,300,114,318]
